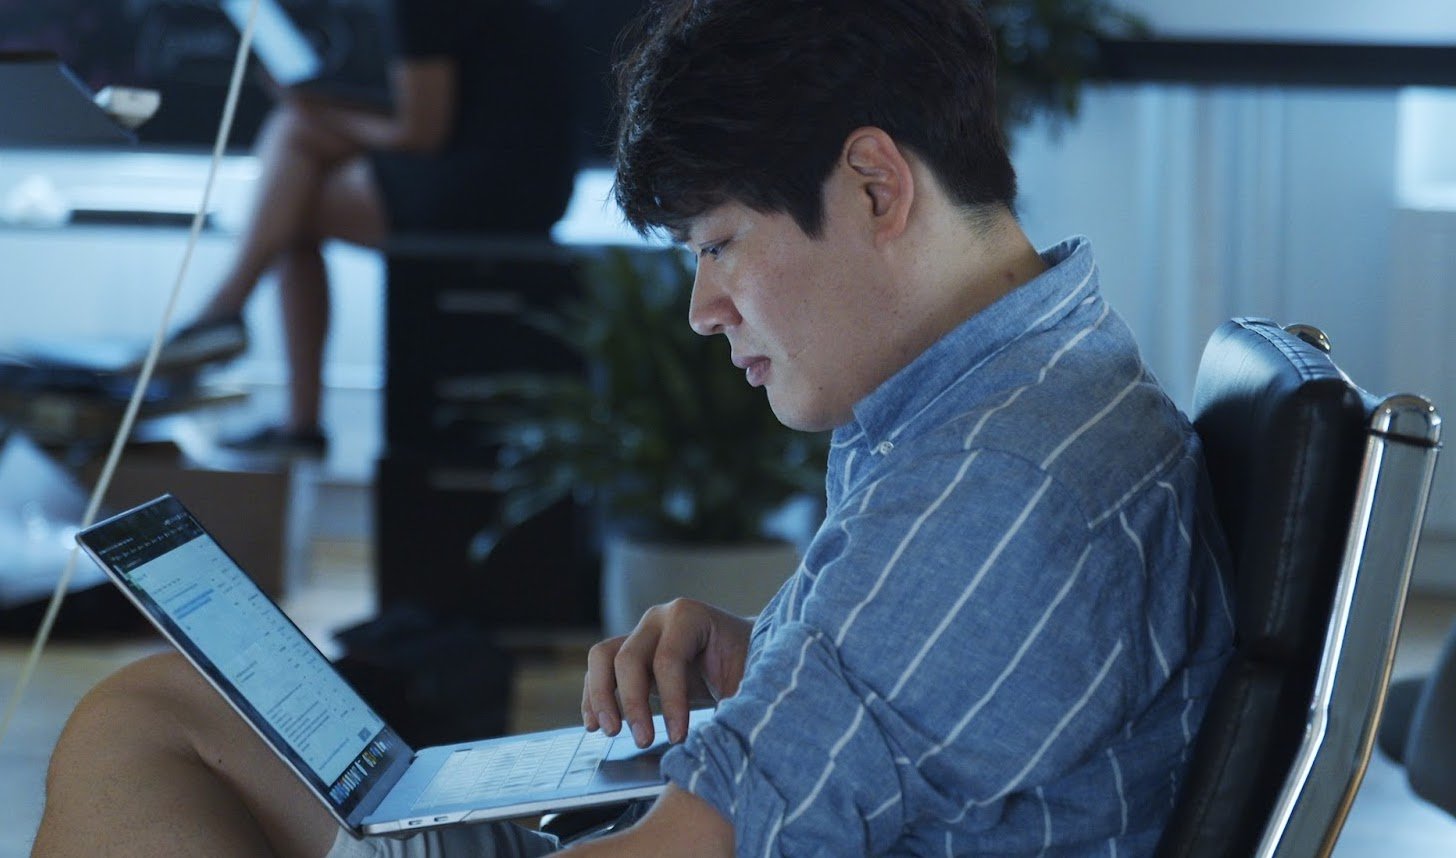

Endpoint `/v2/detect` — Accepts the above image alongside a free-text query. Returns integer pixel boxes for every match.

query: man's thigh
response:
[37,652,341,857]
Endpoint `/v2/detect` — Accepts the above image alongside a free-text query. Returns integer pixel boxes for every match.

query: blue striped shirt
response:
[660,237,1236,856]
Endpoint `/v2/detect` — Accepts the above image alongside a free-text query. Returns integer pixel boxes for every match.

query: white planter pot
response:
[601,537,799,637]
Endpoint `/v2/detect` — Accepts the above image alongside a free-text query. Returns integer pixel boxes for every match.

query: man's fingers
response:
[580,600,743,748]
[652,651,694,745]
[613,633,659,748]
[580,671,599,732]
[650,608,712,744]
[583,636,626,735]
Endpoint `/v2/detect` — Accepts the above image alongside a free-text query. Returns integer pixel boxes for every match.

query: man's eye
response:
[699,241,726,260]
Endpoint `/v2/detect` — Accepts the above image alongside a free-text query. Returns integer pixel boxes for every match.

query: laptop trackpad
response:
[595,744,668,786]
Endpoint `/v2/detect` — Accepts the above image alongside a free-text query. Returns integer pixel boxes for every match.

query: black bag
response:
[332,604,515,746]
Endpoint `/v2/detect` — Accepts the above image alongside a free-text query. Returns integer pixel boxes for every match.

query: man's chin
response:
[767,394,841,434]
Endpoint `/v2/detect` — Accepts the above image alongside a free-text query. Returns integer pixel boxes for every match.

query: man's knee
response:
[44,654,177,798]
[51,653,212,769]
[88,651,210,709]
[39,652,339,857]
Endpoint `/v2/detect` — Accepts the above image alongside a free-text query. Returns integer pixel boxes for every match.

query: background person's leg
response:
[275,156,387,436]
[33,652,341,858]
[276,241,330,436]
[156,102,377,374]
[203,103,369,321]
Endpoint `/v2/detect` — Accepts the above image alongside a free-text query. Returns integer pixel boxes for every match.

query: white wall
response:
[1012,84,1400,410]
[1116,0,1456,44]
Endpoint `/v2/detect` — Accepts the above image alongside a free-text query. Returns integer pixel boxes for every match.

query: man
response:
[34,1,1233,856]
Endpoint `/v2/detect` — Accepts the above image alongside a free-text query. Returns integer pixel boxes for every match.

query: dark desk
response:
[0,53,136,147]
[375,235,598,629]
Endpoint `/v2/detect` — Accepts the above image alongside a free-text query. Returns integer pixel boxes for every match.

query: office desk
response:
[375,235,598,629]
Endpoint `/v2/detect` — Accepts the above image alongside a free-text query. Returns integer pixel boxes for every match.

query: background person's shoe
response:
[151,314,248,372]
[219,425,329,459]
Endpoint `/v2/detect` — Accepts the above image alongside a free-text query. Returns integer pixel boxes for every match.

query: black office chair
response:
[1156,318,1442,858]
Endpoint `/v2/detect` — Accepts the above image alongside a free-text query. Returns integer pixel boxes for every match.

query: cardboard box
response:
[82,450,293,599]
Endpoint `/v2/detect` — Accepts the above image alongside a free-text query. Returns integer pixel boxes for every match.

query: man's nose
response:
[688,266,739,336]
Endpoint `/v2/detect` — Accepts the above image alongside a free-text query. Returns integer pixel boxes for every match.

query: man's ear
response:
[842,127,914,243]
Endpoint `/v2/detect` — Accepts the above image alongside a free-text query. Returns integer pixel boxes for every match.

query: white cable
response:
[0,0,261,750]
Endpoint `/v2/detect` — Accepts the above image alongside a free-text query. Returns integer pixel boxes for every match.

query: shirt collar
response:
[837,235,1099,451]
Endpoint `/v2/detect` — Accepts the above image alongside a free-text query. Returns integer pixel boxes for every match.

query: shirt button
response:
[873,441,895,455]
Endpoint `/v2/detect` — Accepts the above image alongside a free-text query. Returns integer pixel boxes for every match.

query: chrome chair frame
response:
[1258,390,1441,856]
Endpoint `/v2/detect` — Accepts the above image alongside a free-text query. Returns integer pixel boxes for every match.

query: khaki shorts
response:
[325,824,558,858]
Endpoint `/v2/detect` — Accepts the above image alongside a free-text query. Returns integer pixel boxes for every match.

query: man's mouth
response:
[733,355,770,387]
[744,358,770,387]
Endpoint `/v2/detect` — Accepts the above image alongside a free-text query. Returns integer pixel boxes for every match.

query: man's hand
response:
[583,598,753,748]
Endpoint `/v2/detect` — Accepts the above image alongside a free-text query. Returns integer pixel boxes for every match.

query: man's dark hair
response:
[612,0,1017,239]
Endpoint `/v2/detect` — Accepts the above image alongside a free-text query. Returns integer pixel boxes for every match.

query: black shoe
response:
[153,313,248,371]
[219,425,329,459]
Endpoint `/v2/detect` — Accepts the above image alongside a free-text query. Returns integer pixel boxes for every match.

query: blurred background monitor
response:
[0,0,644,167]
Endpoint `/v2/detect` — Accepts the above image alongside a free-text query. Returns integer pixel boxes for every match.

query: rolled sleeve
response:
[662,623,904,857]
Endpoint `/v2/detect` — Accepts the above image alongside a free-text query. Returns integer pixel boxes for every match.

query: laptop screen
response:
[222,0,324,87]
[77,495,407,819]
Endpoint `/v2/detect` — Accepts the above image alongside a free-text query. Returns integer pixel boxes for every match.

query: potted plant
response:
[467,247,828,635]
[986,0,1151,135]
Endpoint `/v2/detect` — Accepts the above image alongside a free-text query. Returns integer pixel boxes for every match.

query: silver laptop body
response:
[76,494,695,836]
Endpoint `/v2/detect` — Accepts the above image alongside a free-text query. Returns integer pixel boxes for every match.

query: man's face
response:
[684,195,897,432]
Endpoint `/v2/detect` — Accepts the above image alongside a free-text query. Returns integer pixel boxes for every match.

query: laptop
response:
[0,52,137,146]
[76,494,707,836]
[219,0,392,111]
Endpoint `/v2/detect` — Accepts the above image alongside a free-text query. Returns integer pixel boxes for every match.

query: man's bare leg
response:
[33,652,340,858]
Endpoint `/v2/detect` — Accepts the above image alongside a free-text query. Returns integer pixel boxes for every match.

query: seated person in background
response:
[34,0,1235,855]
[157,0,576,457]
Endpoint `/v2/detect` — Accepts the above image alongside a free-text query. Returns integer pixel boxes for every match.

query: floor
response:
[3,527,1456,856]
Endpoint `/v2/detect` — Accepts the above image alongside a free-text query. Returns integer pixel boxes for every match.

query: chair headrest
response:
[1191,318,1373,658]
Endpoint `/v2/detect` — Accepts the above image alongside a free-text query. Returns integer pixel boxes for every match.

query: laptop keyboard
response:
[413,730,613,809]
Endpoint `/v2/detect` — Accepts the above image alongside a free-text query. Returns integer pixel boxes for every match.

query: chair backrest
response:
[1156,318,1442,858]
